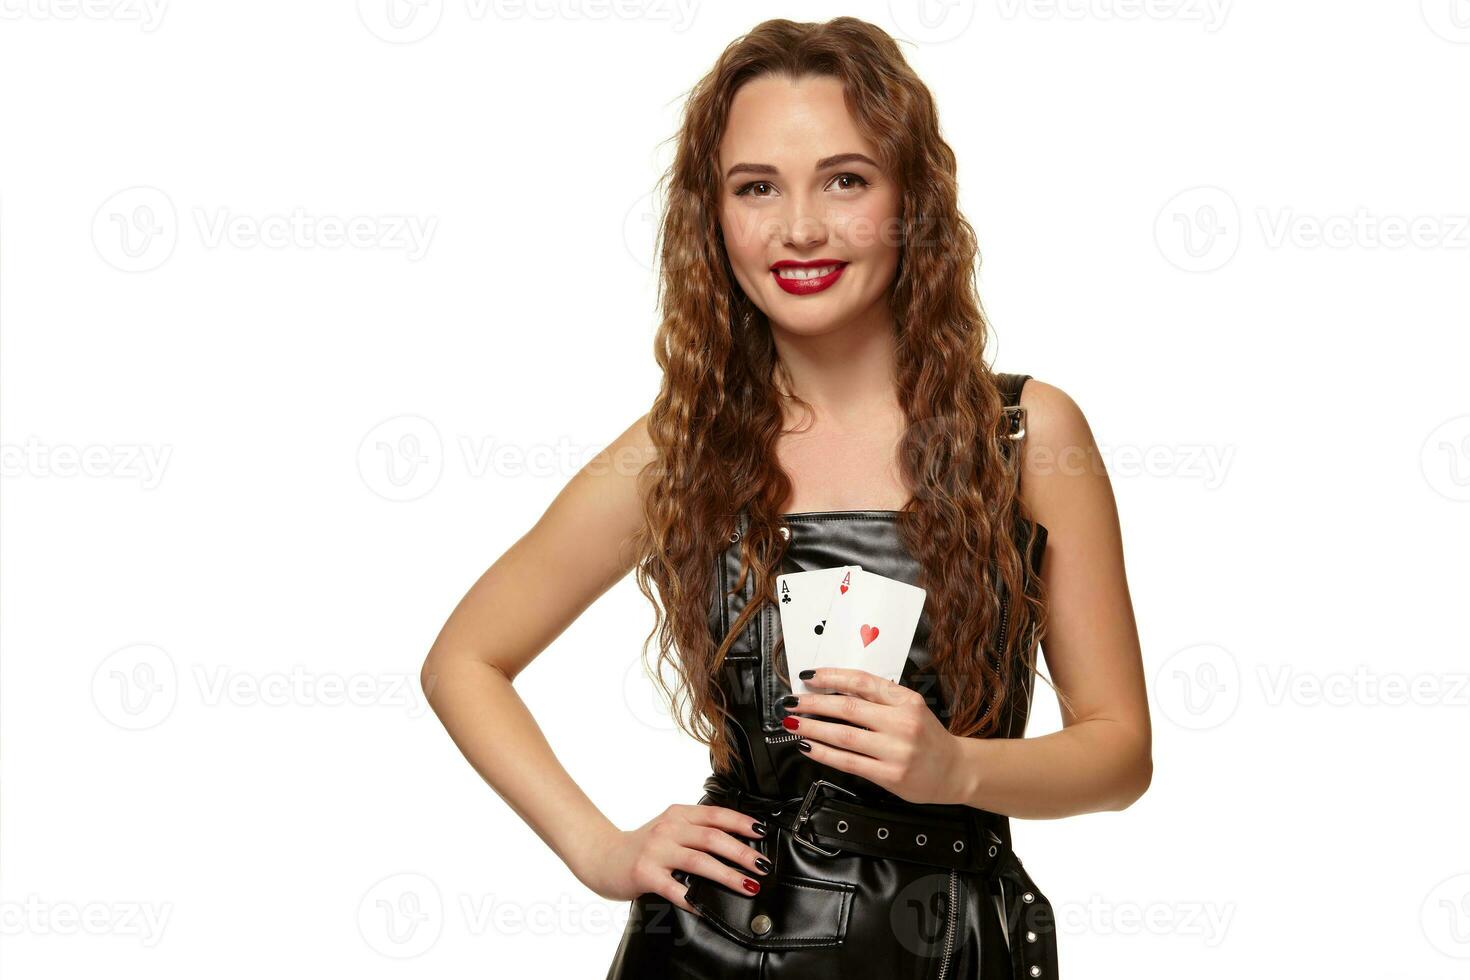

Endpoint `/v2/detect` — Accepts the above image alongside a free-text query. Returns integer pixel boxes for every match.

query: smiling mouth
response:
[773,262,847,280]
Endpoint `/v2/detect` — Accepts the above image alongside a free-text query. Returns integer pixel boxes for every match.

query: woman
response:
[421,16,1150,979]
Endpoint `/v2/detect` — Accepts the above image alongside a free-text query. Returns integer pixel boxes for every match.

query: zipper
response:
[985,590,1011,711]
[760,597,787,734]
[995,590,1011,658]
[935,868,960,980]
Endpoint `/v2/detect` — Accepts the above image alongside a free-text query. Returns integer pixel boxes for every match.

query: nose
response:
[779,194,830,251]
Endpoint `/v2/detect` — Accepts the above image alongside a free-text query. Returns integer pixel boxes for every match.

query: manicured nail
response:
[781,716,800,731]
[742,878,760,894]
[751,820,767,837]
[779,694,799,708]
[755,857,772,874]
[797,739,812,753]
[799,669,816,680]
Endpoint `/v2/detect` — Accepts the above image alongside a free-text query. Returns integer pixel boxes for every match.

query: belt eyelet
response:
[835,819,848,833]
[915,833,927,846]
[953,840,965,852]
[876,826,889,840]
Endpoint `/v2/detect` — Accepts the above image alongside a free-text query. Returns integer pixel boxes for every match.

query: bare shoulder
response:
[423,411,660,679]
[1013,377,1112,528]
[1016,377,1095,457]
[531,411,659,575]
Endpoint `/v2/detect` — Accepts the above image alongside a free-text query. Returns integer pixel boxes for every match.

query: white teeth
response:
[775,264,842,280]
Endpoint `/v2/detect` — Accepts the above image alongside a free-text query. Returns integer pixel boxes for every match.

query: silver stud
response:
[729,528,741,543]
[953,840,965,852]
[778,526,790,540]
[876,826,889,839]
[836,820,848,833]
[1026,931,1036,943]
[1022,891,1034,904]
[1029,967,1041,977]
[751,914,772,936]
[987,845,998,858]
[915,833,927,846]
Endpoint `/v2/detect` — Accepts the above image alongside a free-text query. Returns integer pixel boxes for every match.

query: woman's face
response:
[717,73,902,338]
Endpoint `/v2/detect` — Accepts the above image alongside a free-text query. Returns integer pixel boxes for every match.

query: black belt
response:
[702,774,1059,980]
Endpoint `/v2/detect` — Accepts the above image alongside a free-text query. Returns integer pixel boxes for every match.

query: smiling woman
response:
[420,14,1149,980]
[717,83,903,335]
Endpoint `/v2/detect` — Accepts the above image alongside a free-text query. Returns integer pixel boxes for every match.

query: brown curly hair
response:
[629,16,1055,775]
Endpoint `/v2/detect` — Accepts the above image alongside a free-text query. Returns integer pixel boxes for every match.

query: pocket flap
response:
[683,871,854,950]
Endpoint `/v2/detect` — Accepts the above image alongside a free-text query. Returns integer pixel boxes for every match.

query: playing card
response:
[775,565,861,695]
[813,569,927,683]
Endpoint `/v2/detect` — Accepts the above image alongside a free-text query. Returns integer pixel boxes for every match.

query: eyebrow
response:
[724,152,880,180]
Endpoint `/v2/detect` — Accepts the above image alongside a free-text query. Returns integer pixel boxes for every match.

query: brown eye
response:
[735,181,774,198]
[831,173,870,191]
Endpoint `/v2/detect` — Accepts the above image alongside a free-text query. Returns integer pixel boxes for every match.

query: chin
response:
[768,306,854,336]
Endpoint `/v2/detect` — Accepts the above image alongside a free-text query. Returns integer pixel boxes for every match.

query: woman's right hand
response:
[579,804,773,914]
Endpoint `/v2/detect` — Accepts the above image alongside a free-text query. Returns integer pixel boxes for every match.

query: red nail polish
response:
[781,715,799,731]
[743,878,759,894]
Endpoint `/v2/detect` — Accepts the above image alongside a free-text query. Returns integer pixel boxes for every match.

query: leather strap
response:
[701,774,1060,978]
[996,371,1031,494]
[704,774,1001,875]
[994,849,1059,980]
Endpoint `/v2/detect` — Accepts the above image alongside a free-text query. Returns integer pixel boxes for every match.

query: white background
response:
[3,1,1468,977]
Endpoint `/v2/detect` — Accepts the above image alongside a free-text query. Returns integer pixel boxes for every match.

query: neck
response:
[768,303,902,430]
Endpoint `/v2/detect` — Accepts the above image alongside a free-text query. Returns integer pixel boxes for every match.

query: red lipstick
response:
[770,258,848,296]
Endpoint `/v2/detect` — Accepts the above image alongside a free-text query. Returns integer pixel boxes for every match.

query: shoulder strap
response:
[994,372,1030,442]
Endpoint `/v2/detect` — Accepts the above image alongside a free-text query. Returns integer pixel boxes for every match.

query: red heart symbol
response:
[860,624,879,647]
[840,582,848,594]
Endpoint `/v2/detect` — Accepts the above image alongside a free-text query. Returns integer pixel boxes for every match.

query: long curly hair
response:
[629,16,1058,776]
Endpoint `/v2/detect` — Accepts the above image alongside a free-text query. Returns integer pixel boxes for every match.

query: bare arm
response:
[420,414,769,910]
[953,379,1153,818]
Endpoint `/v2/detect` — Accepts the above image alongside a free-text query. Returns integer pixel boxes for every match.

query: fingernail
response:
[781,716,799,731]
[755,857,772,874]
[751,820,767,837]
[799,669,815,680]
[797,739,812,753]
[742,878,760,894]
[779,694,799,708]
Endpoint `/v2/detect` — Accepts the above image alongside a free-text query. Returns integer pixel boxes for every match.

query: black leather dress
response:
[606,374,1058,980]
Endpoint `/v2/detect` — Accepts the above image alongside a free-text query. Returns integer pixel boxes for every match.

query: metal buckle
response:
[790,779,858,857]
[1003,405,1027,441]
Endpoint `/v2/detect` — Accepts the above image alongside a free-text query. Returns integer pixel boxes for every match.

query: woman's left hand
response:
[781,667,965,806]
